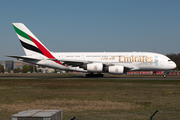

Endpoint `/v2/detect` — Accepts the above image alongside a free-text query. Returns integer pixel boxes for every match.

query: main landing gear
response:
[85,73,104,78]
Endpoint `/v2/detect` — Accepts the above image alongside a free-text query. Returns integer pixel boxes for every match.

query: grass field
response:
[0,76,180,119]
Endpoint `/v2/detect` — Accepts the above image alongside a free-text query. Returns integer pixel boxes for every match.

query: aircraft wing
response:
[48,58,91,67]
[49,58,138,71]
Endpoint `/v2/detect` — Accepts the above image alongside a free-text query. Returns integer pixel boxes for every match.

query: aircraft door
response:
[81,54,85,60]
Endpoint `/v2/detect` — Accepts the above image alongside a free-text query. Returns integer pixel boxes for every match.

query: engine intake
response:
[87,63,103,72]
[108,66,124,74]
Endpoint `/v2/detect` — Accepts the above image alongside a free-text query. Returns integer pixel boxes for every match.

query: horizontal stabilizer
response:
[6,55,41,61]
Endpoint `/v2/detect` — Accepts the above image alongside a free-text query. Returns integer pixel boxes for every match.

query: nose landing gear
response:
[163,74,166,78]
[163,71,167,78]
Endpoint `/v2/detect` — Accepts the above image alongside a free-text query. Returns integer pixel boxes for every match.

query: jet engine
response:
[108,65,124,74]
[87,63,103,72]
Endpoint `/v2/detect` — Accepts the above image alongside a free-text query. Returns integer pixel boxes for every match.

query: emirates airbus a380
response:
[8,23,176,78]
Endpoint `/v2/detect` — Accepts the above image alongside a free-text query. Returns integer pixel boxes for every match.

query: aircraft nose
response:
[172,61,177,69]
[169,61,177,69]
[167,61,176,70]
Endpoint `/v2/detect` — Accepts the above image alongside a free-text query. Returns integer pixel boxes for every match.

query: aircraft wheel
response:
[98,74,104,77]
[85,74,104,77]
[93,74,97,77]
[163,74,166,78]
[85,74,90,77]
[163,71,167,78]
[85,73,94,77]
[101,74,104,77]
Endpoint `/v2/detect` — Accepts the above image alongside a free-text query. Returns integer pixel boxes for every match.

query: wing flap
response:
[48,58,92,66]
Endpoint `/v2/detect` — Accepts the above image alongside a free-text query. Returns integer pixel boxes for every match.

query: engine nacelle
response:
[87,63,103,72]
[108,66,124,74]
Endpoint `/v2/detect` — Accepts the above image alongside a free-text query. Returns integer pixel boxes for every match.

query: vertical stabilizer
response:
[12,23,53,59]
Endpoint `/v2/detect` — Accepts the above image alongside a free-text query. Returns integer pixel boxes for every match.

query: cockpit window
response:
[168,59,172,62]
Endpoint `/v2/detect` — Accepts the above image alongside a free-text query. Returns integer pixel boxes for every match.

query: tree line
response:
[0,64,38,73]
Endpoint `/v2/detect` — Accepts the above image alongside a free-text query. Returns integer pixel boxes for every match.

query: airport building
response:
[0,60,14,72]
[0,60,32,72]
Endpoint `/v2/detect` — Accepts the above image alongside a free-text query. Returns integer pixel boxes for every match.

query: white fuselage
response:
[24,52,176,73]
[11,23,177,76]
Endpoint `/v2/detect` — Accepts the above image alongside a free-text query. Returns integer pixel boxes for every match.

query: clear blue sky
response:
[0,0,180,60]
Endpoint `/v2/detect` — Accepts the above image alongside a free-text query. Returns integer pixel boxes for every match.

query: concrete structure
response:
[12,109,63,120]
